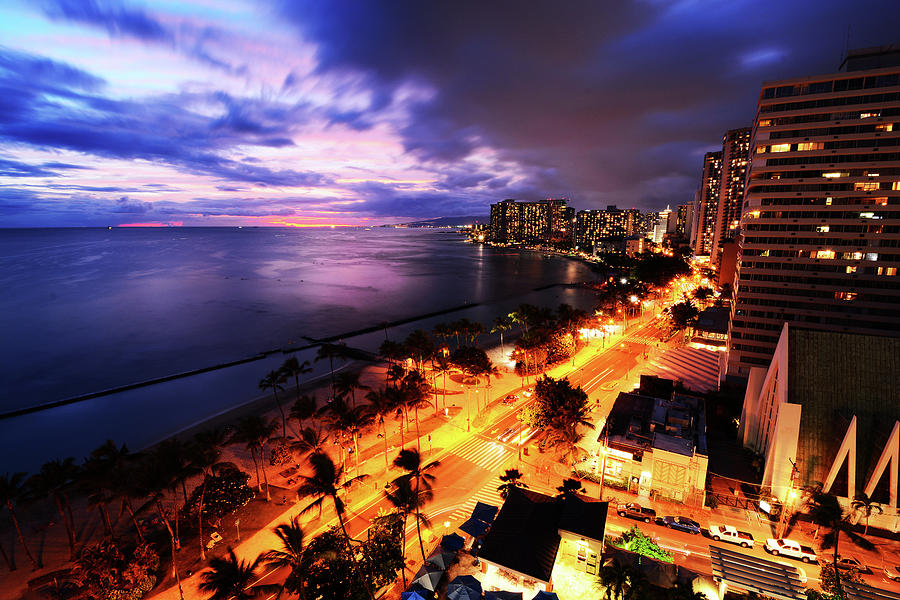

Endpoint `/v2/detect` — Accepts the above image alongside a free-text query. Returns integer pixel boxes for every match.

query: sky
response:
[0,0,898,227]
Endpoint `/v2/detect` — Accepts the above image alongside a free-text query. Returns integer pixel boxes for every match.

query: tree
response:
[384,478,427,588]
[153,438,198,549]
[199,548,279,600]
[449,345,492,380]
[183,466,253,527]
[290,426,331,459]
[316,343,350,401]
[27,458,81,560]
[397,370,432,452]
[262,516,310,599]
[497,469,528,500]
[545,425,587,467]
[556,478,585,500]
[81,441,124,540]
[392,448,439,564]
[321,397,373,474]
[491,316,512,355]
[73,540,159,600]
[259,369,288,439]
[335,370,369,409]
[404,329,434,371]
[230,415,278,501]
[850,492,883,535]
[365,387,399,472]
[804,488,874,599]
[667,300,699,331]
[289,394,318,435]
[0,472,40,569]
[598,560,629,600]
[378,340,406,384]
[668,581,708,600]
[188,427,234,560]
[296,452,373,599]
[281,356,312,407]
[612,526,673,563]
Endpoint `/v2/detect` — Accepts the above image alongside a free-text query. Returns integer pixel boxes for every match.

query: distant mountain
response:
[388,216,489,228]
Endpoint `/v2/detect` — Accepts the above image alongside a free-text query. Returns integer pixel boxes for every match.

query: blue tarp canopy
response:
[471,501,499,523]
[441,533,465,551]
[426,551,456,570]
[448,575,483,596]
[531,592,559,600]
[448,587,480,600]
[459,516,491,537]
[486,592,524,600]
[401,592,430,600]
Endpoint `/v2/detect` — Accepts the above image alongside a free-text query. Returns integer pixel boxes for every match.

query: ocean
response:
[0,227,601,473]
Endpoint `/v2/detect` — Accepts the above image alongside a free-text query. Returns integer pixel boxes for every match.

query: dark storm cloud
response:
[0,47,328,189]
[281,0,900,210]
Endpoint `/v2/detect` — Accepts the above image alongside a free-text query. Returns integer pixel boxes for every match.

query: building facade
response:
[574,205,640,252]
[489,198,571,244]
[711,127,751,267]
[727,47,900,377]
[693,151,723,256]
[676,202,694,240]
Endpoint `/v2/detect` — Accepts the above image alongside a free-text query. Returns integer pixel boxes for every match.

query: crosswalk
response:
[445,474,507,522]
[452,436,512,472]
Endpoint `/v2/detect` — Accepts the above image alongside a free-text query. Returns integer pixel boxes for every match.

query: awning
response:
[426,551,456,571]
[531,592,559,600]
[485,592,524,600]
[448,575,483,596]
[441,533,465,551]
[459,516,491,537]
[709,544,806,600]
[472,501,499,523]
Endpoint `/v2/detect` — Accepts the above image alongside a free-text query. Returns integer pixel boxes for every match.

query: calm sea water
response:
[0,227,599,472]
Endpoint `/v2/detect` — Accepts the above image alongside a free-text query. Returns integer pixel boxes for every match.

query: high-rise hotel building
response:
[727,46,900,377]
[574,205,640,251]
[711,127,751,267]
[489,198,571,244]
[693,151,722,256]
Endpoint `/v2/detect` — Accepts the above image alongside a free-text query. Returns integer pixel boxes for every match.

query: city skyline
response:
[1,0,899,227]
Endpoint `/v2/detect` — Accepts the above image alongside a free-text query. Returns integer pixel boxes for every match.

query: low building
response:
[599,377,709,505]
[691,307,730,351]
[478,487,608,597]
[739,324,900,530]
[625,236,647,257]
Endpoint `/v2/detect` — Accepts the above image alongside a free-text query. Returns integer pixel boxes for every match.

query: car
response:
[709,525,754,548]
[662,516,701,535]
[523,387,534,398]
[617,503,657,523]
[885,564,900,582]
[764,538,817,563]
[835,555,871,574]
[503,394,519,405]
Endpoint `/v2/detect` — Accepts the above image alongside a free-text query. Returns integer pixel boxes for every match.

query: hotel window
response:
[843,251,863,260]
[859,212,876,218]
[797,142,823,151]
[878,267,898,276]
[605,460,623,478]
[823,172,846,179]
[866,252,879,261]
[876,123,894,132]
[758,119,773,127]
[893,182,900,191]
[875,197,889,206]
[860,112,880,119]
[813,249,835,259]
[855,182,880,191]
[825,198,833,206]
[846,266,857,274]
[816,225,830,232]
[835,292,857,301]
[770,143,791,153]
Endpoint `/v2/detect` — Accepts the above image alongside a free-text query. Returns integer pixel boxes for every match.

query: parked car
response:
[764,538,817,563]
[503,394,519,405]
[885,564,900,581]
[835,555,871,574]
[662,516,701,535]
[709,525,754,548]
[617,503,656,523]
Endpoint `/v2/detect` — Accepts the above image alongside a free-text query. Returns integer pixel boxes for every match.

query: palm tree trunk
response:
[414,478,427,564]
[414,405,422,453]
[155,499,185,600]
[171,488,181,550]
[99,501,114,537]
[181,480,189,505]
[260,446,272,501]
[273,386,287,439]
[354,433,361,476]
[328,356,335,401]
[53,495,77,559]
[0,539,13,571]
[198,480,207,561]
[382,419,390,473]
[251,448,262,493]
[9,503,42,569]
[399,513,408,587]
[123,498,144,544]
[832,534,843,599]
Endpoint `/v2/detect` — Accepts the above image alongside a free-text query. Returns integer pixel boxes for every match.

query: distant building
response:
[574,205,640,252]
[715,238,738,289]
[740,325,900,530]
[489,198,571,244]
[650,206,676,244]
[690,306,731,350]
[728,46,900,377]
[693,151,722,256]
[599,376,709,506]
[711,127,751,268]
[625,236,647,256]
[676,202,694,240]
[478,487,609,595]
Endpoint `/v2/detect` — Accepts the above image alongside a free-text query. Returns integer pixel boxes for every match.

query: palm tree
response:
[850,492,883,535]
[432,323,450,349]
[288,394,317,435]
[544,425,587,468]
[154,438,199,549]
[668,580,708,600]
[296,452,373,599]
[398,370,432,451]
[556,478,585,500]
[491,316,512,355]
[378,339,406,385]
[190,428,230,561]
[805,488,874,599]
[259,369,288,439]
[334,370,369,408]
[281,356,312,404]
[404,329,434,371]
[392,448,439,564]
[321,397,373,474]
[598,559,629,600]
[230,416,278,501]
[0,472,40,569]
[365,387,398,472]
[497,468,528,500]
[315,343,350,401]
[80,441,121,539]
[384,477,430,588]
[290,426,330,458]
[199,548,280,600]
[624,567,648,600]
[468,321,485,347]
[262,516,310,599]
[27,458,81,559]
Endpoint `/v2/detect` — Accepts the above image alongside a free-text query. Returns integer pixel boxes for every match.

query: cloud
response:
[41,0,171,42]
